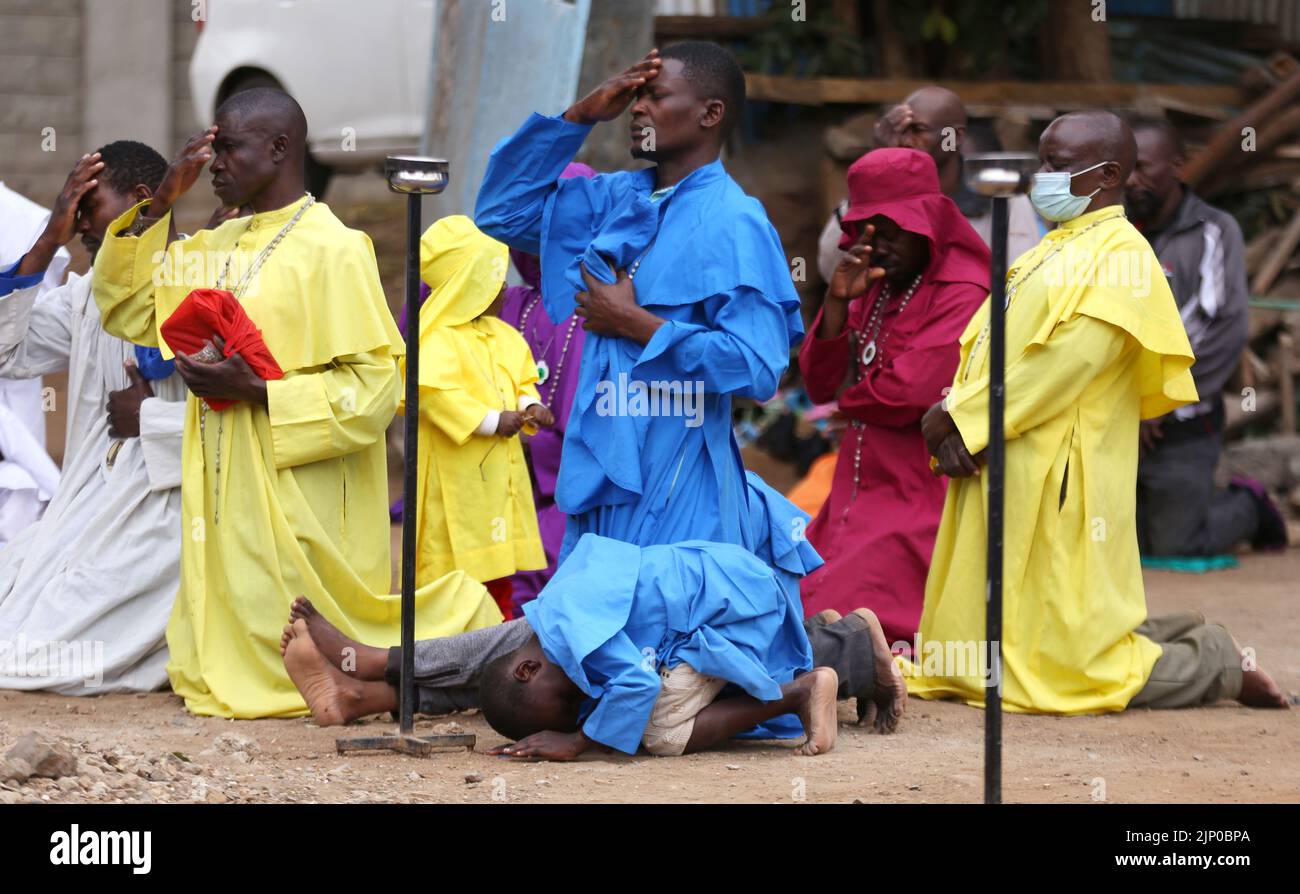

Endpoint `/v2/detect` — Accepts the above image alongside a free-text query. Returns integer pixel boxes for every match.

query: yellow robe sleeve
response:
[947,313,1131,456]
[90,200,172,347]
[419,385,500,446]
[267,348,401,469]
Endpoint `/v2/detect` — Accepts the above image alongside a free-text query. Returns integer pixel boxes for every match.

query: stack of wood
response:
[1225,234,1299,440]
[1185,54,1300,441]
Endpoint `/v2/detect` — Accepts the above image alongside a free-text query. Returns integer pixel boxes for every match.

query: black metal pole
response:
[985,195,1009,805]
[399,193,421,735]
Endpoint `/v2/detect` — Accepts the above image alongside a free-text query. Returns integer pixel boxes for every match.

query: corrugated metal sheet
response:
[1173,0,1300,43]
[655,0,719,14]
[421,0,591,219]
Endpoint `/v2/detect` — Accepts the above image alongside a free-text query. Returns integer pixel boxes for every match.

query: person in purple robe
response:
[497,162,595,613]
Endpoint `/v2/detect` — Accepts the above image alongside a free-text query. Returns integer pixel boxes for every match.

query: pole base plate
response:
[335,732,476,757]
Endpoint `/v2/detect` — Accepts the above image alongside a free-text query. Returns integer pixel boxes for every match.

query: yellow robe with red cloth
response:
[904,205,1198,713]
[92,196,500,718]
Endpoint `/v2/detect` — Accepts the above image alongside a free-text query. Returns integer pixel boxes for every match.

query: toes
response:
[857,699,878,731]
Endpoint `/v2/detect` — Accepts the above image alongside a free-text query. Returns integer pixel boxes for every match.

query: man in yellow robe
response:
[91,88,499,718]
[410,215,549,607]
[910,111,1288,714]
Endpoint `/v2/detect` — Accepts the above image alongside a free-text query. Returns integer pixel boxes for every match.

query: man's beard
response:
[1126,189,1161,223]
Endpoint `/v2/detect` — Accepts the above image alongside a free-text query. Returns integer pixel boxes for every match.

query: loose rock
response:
[4,732,77,780]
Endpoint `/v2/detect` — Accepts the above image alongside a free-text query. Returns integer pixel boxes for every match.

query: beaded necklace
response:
[960,214,1112,383]
[199,193,314,525]
[518,293,553,384]
[843,273,922,510]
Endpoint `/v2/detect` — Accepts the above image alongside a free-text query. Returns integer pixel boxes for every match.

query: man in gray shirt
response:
[1126,118,1286,556]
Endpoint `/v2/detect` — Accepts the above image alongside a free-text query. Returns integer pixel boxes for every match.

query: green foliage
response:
[734,4,871,78]
[887,0,1050,76]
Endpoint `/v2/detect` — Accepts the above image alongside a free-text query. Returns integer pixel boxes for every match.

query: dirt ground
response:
[7,190,1296,805]
[1,545,1296,805]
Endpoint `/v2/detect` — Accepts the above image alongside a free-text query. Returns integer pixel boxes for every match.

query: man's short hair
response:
[479,651,540,743]
[94,140,168,195]
[1129,116,1186,159]
[661,40,747,137]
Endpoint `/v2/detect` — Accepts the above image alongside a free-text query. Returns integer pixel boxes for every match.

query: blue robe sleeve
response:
[474,112,594,256]
[578,630,661,755]
[0,259,44,298]
[632,285,793,401]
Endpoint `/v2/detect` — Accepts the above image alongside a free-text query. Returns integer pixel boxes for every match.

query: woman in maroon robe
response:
[799,148,991,647]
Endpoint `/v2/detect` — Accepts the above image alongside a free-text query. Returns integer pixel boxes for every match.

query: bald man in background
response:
[909,110,1288,715]
[817,86,1041,283]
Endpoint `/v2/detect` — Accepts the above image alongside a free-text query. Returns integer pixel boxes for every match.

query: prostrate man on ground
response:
[277,475,906,742]
[912,111,1288,713]
[91,89,498,718]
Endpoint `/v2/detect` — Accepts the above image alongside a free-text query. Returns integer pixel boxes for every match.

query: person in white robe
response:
[0,403,59,547]
[0,181,71,446]
[0,143,187,694]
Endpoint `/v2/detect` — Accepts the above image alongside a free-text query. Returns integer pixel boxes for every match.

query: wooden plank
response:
[654,15,767,39]
[1225,387,1280,436]
[1252,204,1300,296]
[1183,66,1300,188]
[1280,331,1296,434]
[743,73,1250,109]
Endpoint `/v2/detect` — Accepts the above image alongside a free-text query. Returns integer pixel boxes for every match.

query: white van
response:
[189,0,435,196]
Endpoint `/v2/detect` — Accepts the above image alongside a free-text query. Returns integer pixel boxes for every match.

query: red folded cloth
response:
[160,288,284,411]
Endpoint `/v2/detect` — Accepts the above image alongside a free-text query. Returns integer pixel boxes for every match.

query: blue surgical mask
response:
[1029,161,1112,222]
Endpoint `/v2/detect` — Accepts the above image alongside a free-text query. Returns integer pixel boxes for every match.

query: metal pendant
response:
[860,340,877,367]
[537,359,550,385]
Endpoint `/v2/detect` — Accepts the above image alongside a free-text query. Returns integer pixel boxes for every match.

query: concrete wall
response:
[0,0,198,210]
[0,0,84,202]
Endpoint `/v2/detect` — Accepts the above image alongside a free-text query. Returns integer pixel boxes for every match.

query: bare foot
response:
[849,608,907,733]
[794,667,839,756]
[807,609,842,628]
[1239,667,1289,708]
[283,620,368,726]
[1229,635,1289,709]
[287,596,386,679]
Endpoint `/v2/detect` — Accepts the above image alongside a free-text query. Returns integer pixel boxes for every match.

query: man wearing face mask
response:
[908,111,1289,714]
[1125,118,1285,558]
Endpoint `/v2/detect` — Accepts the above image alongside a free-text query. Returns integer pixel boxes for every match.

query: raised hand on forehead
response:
[564,49,663,126]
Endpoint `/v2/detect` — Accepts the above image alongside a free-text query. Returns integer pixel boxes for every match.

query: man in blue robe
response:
[479,534,839,759]
[473,41,803,561]
[279,483,907,750]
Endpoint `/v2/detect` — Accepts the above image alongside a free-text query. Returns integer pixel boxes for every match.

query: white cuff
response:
[518,395,542,412]
[139,397,186,492]
[0,284,39,347]
[476,409,501,436]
